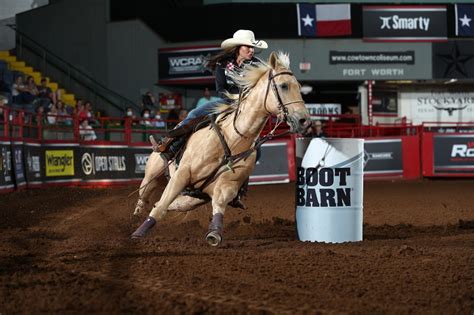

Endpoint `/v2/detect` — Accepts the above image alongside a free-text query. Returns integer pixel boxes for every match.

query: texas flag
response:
[455,4,474,36]
[297,3,351,37]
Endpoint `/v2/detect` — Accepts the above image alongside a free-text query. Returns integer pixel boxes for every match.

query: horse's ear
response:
[269,51,278,69]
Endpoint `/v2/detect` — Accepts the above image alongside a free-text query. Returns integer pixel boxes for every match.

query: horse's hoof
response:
[205,230,222,247]
[130,216,156,239]
[130,231,144,239]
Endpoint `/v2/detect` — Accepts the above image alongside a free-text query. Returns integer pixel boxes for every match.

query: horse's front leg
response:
[205,182,240,246]
[131,167,190,239]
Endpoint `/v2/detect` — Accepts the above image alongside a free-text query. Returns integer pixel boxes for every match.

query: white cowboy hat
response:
[221,30,268,50]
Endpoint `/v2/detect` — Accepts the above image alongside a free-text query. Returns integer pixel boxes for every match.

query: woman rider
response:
[151,29,268,156]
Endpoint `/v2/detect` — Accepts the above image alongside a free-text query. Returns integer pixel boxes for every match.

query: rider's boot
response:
[150,117,207,153]
[149,135,185,161]
[228,178,249,209]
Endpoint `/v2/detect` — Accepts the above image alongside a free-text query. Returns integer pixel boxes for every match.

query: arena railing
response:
[422,121,474,134]
[0,106,175,145]
[0,107,425,144]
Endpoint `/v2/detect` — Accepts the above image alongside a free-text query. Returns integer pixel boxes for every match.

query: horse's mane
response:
[212,51,291,118]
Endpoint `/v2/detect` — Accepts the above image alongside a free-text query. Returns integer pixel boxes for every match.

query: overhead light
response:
[385,80,413,84]
[444,78,458,84]
[300,85,313,95]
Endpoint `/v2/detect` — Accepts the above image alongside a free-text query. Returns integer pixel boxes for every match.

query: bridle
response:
[233,69,304,138]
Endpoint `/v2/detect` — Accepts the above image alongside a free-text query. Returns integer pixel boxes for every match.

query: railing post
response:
[37,113,43,141]
[124,118,132,144]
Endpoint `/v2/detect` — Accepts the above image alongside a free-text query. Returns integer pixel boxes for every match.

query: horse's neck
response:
[222,92,269,149]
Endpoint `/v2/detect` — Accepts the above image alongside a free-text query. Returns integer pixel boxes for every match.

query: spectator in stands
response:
[308,120,327,138]
[0,95,7,107]
[25,76,39,102]
[11,75,32,104]
[0,96,7,122]
[75,101,88,122]
[154,111,166,128]
[33,104,45,125]
[79,118,97,141]
[46,104,58,125]
[71,99,83,115]
[37,78,55,107]
[84,100,99,126]
[123,106,138,126]
[195,87,220,109]
[141,91,158,112]
[56,100,72,125]
[140,109,152,127]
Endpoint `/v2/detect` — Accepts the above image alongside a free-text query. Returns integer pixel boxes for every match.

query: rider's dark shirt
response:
[215,57,262,101]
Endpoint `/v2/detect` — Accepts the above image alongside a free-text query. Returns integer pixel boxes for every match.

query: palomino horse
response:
[131,51,311,246]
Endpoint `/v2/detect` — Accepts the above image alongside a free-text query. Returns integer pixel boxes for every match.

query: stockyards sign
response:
[300,39,431,80]
[400,90,474,125]
[362,5,447,42]
[158,46,221,85]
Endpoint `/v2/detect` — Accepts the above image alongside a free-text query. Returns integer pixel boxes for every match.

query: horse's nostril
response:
[299,118,307,125]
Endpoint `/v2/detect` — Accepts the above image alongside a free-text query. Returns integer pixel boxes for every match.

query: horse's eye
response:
[280,83,289,90]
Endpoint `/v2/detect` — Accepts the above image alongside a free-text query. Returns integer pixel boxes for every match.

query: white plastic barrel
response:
[295,137,364,243]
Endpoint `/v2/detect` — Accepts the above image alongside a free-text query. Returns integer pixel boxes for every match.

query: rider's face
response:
[238,45,255,61]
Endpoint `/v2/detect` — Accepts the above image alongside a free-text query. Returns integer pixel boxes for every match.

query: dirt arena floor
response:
[0,178,473,314]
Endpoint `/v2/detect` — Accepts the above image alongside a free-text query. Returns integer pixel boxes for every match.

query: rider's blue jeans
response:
[180,99,224,125]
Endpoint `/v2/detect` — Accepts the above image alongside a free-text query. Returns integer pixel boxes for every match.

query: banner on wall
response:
[158,46,221,85]
[24,143,43,186]
[310,39,431,80]
[0,141,14,192]
[79,145,151,183]
[42,144,81,184]
[364,139,403,176]
[433,134,474,174]
[400,90,474,125]
[362,5,447,42]
[306,103,342,119]
[11,142,26,188]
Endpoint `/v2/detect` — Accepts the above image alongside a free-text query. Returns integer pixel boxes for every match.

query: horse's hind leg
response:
[133,152,168,216]
[131,167,190,238]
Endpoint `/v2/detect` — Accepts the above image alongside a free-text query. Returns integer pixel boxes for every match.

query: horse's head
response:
[264,51,312,135]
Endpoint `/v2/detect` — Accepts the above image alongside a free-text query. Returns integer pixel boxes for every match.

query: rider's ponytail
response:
[207,46,239,71]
